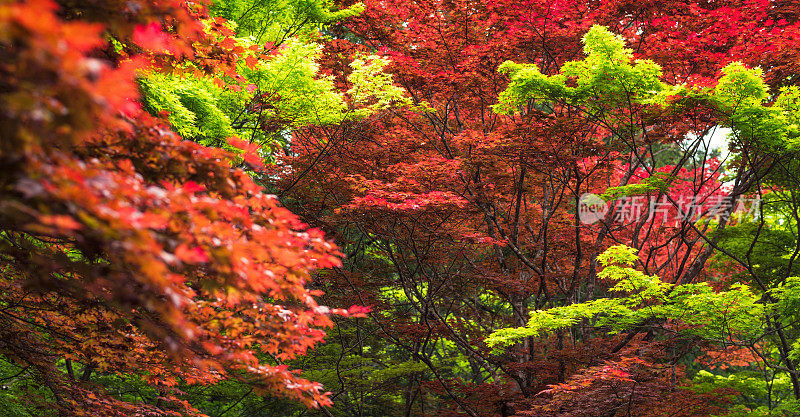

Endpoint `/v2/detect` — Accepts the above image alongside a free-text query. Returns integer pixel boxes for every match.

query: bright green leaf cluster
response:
[210,0,365,42]
[486,245,771,351]
[346,54,421,118]
[494,25,800,155]
[711,63,800,150]
[137,0,418,157]
[494,25,671,116]
[600,172,674,200]
[251,39,347,126]
[138,73,236,146]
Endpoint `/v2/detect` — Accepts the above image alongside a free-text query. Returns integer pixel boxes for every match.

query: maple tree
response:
[263,1,800,416]
[0,0,370,415]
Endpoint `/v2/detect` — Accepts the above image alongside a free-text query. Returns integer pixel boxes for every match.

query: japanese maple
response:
[0,0,364,415]
[265,1,800,415]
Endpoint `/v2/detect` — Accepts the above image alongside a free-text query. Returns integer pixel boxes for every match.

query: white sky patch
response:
[706,125,732,159]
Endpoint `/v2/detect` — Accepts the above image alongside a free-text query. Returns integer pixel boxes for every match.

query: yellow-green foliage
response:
[494,25,671,115]
[138,0,419,154]
[711,63,800,150]
[210,0,364,42]
[485,245,769,351]
[139,34,418,151]
[493,25,800,154]
[600,172,673,200]
[250,39,348,127]
[692,370,800,416]
[347,54,419,118]
[138,73,235,146]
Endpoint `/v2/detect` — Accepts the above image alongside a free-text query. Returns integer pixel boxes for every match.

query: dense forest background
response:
[3,0,800,416]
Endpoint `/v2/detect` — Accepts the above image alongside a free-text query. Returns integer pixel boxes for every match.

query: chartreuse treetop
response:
[494,25,800,153]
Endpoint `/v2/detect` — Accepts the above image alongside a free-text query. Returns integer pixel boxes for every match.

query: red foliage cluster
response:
[0,0,360,414]
[270,0,800,415]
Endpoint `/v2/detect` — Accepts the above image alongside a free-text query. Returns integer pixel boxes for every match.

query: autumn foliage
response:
[273,0,800,415]
[4,0,800,416]
[0,0,364,415]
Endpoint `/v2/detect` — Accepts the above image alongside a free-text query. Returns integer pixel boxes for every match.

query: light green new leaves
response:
[210,0,364,42]
[140,39,416,148]
[347,55,420,118]
[768,276,800,362]
[711,63,800,150]
[714,63,769,105]
[600,172,673,201]
[485,245,767,352]
[493,25,800,153]
[597,244,639,266]
[251,39,347,127]
[494,25,671,115]
[138,0,417,154]
[138,73,236,146]
[140,39,350,148]
[692,370,800,416]
[253,49,416,127]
